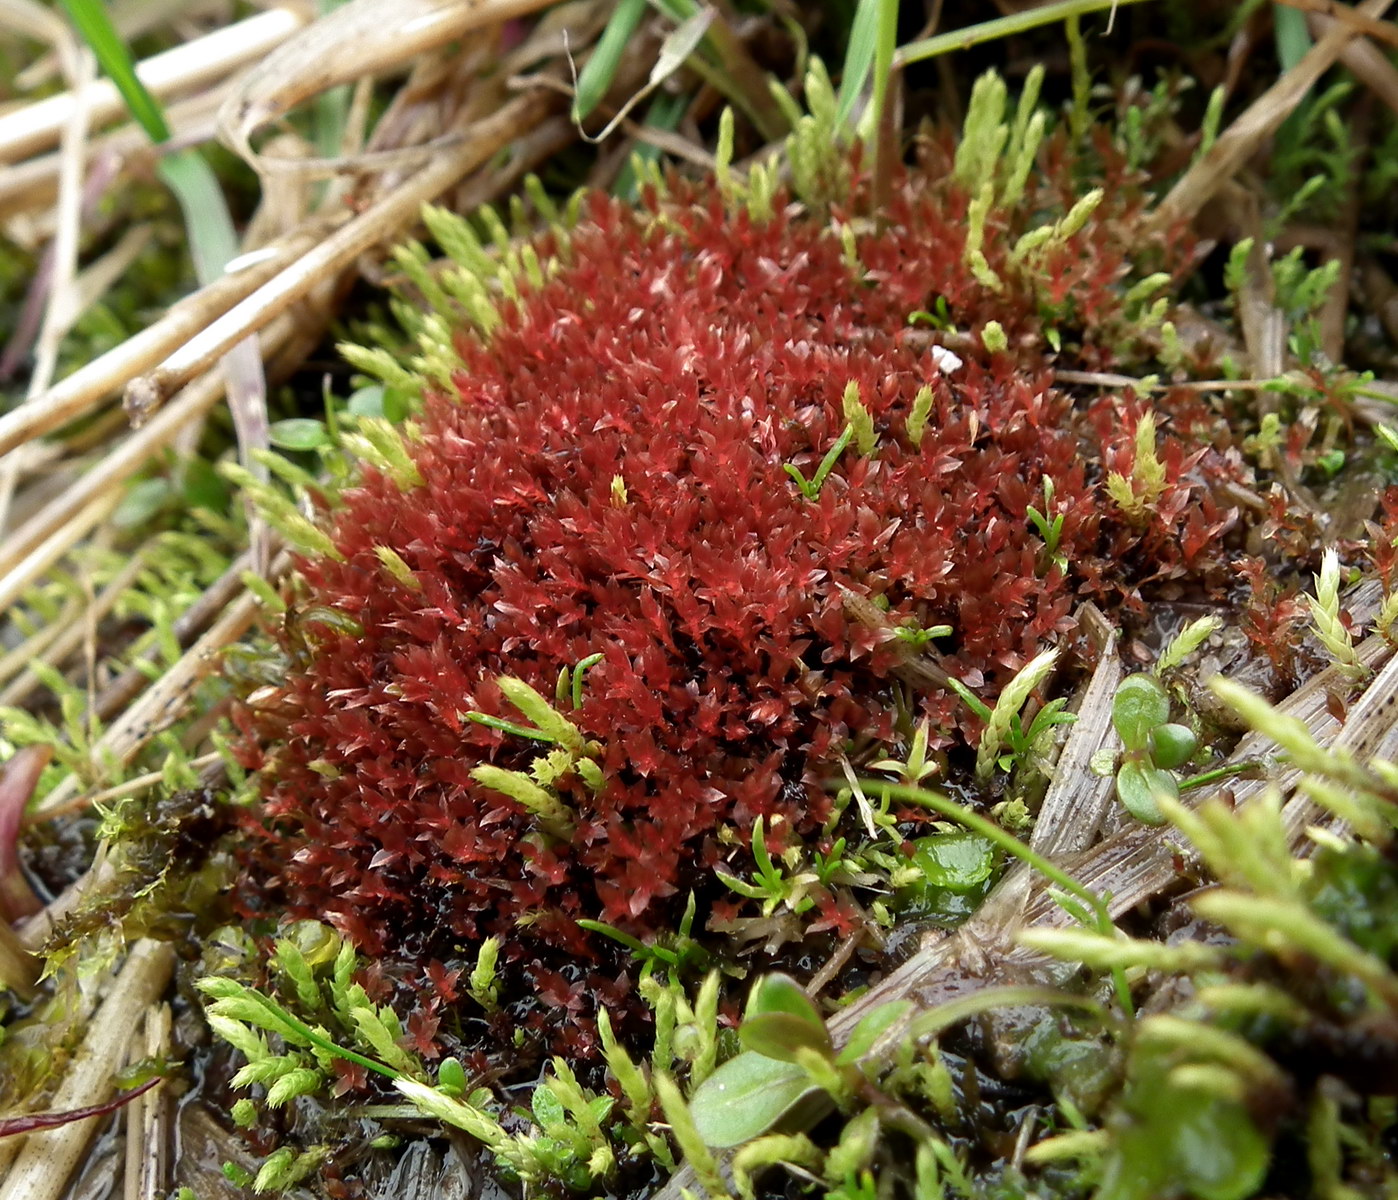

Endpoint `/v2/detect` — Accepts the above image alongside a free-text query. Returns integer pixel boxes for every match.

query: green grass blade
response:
[156,150,238,282]
[613,90,687,199]
[896,0,1154,68]
[1272,2,1312,71]
[575,0,649,122]
[57,0,170,142]
[835,0,880,130]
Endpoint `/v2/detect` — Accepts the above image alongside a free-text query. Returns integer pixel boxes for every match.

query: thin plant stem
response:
[895,0,1154,68]
[869,0,898,214]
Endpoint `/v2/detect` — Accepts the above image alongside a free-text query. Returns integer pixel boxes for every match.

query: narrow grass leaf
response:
[58,0,170,141]
[575,0,649,121]
[835,0,880,129]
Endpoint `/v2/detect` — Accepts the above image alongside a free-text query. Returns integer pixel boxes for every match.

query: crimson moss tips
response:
[232,162,1251,1053]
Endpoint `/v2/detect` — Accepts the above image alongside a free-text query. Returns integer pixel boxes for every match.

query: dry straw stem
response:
[16,855,119,953]
[1318,10,1398,113]
[0,549,144,705]
[20,18,92,405]
[124,88,555,416]
[1030,606,1121,858]
[91,548,262,724]
[218,0,558,170]
[0,229,314,459]
[0,489,119,619]
[1152,0,1398,230]
[0,313,297,611]
[0,6,307,165]
[1287,0,1398,46]
[0,88,226,221]
[123,1003,173,1200]
[36,752,223,826]
[0,939,174,1200]
[0,15,96,530]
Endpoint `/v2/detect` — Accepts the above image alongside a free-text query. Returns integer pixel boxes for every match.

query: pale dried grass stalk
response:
[1029,617,1121,858]
[0,548,144,705]
[0,6,307,165]
[123,1003,173,1200]
[31,550,292,820]
[218,0,557,170]
[0,88,225,221]
[0,228,314,460]
[0,314,295,608]
[0,939,175,1200]
[1320,11,1398,113]
[0,23,95,532]
[0,490,120,617]
[1153,0,1398,229]
[124,89,555,415]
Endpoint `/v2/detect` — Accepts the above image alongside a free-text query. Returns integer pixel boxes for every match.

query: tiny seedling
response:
[1025,475,1068,572]
[947,649,1076,781]
[577,891,709,979]
[716,817,818,916]
[785,424,853,500]
[869,718,939,786]
[892,619,953,652]
[1108,674,1198,824]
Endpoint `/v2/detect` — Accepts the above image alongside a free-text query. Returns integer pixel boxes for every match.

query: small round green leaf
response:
[1149,723,1198,770]
[346,385,386,419]
[438,1057,467,1097]
[910,831,995,891]
[113,477,172,528]
[688,1051,821,1148]
[268,418,330,451]
[744,973,825,1037]
[740,1012,833,1062]
[1116,761,1176,825]
[1112,674,1171,750]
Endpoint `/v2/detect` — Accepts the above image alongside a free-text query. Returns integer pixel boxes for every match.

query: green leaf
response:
[113,478,173,528]
[59,0,170,141]
[573,0,648,121]
[182,457,231,510]
[836,1000,913,1065]
[1100,1090,1268,1200]
[1112,674,1171,751]
[532,1079,567,1131]
[438,1057,467,1097]
[744,973,825,1036]
[910,831,996,891]
[269,418,330,451]
[688,1051,822,1148]
[346,385,386,419]
[835,0,880,129]
[1116,761,1176,825]
[739,1012,833,1063]
[157,149,239,283]
[1149,723,1198,771]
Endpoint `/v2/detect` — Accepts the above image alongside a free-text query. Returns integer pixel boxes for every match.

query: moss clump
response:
[230,135,1264,1058]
